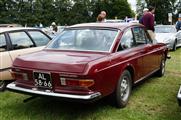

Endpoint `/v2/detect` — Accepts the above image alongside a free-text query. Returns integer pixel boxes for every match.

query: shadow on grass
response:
[2,75,164,119]
[4,93,115,120]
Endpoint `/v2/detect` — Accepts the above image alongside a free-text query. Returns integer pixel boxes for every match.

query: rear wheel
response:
[113,70,132,108]
[156,56,166,77]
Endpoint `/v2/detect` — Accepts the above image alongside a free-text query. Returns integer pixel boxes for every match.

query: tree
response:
[0,0,134,26]
[136,0,146,18]
[137,0,178,24]
[92,0,134,20]
[0,0,17,24]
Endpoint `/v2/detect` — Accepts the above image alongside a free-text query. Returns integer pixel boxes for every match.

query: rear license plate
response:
[33,72,52,89]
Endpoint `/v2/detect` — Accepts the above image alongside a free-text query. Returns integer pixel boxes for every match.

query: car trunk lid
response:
[13,50,107,73]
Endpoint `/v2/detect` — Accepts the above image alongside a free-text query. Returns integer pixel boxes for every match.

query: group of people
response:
[50,8,181,39]
[96,7,156,42]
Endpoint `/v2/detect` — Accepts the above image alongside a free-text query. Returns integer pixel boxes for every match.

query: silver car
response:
[155,25,181,51]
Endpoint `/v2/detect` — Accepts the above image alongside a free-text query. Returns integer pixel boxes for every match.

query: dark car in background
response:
[7,23,169,108]
[0,27,51,91]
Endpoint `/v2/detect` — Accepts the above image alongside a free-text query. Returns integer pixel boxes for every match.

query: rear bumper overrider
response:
[7,82,101,100]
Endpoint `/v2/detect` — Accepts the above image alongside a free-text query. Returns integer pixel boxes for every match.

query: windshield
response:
[47,28,118,52]
[155,26,176,33]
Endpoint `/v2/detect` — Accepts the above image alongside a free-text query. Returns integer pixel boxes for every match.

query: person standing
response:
[97,14,104,23]
[142,6,156,41]
[100,11,107,22]
[50,22,58,33]
[176,16,181,31]
[139,8,148,24]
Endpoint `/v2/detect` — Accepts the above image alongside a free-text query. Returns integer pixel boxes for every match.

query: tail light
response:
[11,71,29,81]
[60,77,94,88]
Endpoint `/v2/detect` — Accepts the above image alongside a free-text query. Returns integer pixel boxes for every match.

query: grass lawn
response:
[0,48,181,120]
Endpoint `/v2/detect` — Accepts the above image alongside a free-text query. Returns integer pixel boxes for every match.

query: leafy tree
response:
[136,0,146,18]
[0,0,16,23]
[33,0,56,26]
[0,0,134,26]
[93,0,134,20]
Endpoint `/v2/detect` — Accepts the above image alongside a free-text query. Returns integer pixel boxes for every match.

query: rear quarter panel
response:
[85,50,139,96]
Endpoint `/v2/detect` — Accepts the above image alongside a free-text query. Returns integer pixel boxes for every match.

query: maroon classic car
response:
[7,23,169,108]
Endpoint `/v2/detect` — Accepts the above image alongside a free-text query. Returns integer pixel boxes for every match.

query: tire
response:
[178,99,181,106]
[156,56,166,77]
[114,70,132,108]
[172,40,177,51]
[0,80,7,92]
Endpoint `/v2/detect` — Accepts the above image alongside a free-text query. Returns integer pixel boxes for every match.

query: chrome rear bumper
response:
[7,83,101,100]
[178,86,181,106]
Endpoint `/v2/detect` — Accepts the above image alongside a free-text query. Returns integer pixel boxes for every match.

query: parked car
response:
[0,24,22,27]
[155,25,181,51]
[7,23,169,108]
[0,27,51,91]
[178,86,181,106]
[106,19,125,23]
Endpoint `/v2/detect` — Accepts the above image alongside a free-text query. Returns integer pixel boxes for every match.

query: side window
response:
[0,34,7,52]
[132,27,147,45]
[28,31,50,46]
[118,29,134,51]
[9,32,34,50]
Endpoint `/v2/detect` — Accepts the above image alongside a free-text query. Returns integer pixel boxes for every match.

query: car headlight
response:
[164,39,171,43]
[164,37,174,44]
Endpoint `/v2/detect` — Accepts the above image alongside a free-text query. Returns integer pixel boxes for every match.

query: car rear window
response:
[47,28,118,52]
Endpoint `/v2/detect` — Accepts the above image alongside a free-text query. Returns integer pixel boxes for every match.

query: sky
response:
[128,0,137,12]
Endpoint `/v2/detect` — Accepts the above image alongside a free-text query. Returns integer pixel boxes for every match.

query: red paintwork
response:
[12,23,168,98]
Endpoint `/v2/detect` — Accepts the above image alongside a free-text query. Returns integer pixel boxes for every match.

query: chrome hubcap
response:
[120,77,129,101]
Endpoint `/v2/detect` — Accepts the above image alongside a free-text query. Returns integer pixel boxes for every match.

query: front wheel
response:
[114,70,132,108]
[172,40,177,51]
[156,57,166,77]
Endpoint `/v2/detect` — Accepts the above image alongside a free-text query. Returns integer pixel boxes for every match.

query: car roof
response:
[69,22,143,31]
[0,27,40,33]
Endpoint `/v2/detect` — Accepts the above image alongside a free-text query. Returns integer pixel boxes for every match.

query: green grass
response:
[0,48,181,120]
